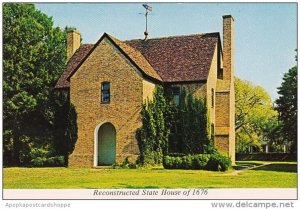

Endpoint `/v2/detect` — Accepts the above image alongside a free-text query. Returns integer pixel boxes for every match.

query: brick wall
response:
[222,15,234,81]
[214,15,235,164]
[215,92,230,127]
[214,135,229,154]
[143,79,156,102]
[67,16,235,167]
[206,46,218,126]
[69,37,145,167]
[229,81,236,162]
[67,30,81,60]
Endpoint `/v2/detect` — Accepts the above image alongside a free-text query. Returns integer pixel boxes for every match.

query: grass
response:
[3,161,297,189]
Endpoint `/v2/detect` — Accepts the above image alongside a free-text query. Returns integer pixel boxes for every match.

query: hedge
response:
[206,153,231,171]
[163,153,231,171]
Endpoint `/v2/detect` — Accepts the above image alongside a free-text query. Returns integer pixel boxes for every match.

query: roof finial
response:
[142,4,152,40]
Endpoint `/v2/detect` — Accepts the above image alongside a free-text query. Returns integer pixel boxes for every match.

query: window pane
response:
[102,94,110,102]
[102,82,110,91]
[172,87,180,106]
[172,87,180,95]
[174,95,180,106]
[101,82,110,103]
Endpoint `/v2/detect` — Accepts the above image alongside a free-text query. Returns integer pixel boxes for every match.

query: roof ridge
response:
[106,33,162,81]
[125,32,220,42]
[56,31,219,88]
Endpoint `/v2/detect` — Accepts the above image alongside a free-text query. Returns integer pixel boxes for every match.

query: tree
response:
[51,91,78,165]
[275,66,297,153]
[3,3,67,165]
[261,117,283,151]
[137,86,214,165]
[235,78,278,153]
[169,88,213,154]
[137,86,171,165]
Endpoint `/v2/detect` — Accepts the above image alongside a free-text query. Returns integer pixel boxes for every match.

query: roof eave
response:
[105,34,163,83]
[164,79,207,85]
[66,33,109,81]
[66,33,162,84]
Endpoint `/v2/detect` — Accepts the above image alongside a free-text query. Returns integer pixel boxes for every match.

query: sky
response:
[36,2,297,101]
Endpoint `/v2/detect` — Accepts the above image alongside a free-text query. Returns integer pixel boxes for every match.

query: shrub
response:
[183,155,193,169]
[163,154,211,170]
[29,147,65,167]
[163,153,231,171]
[168,153,186,157]
[137,150,163,166]
[163,156,171,169]
[46,156,65,167]
[137,86,170,166]
[112,157,137,169]
[193,154,210,169]
[206,153,231,171]
[31,157,45,167]
[174,157,183,169]
[31,156,65,167]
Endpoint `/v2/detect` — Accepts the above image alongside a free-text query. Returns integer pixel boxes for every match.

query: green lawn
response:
[3,161,297,189]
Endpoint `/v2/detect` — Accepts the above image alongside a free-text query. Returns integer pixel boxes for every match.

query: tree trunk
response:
[12,130,21,166]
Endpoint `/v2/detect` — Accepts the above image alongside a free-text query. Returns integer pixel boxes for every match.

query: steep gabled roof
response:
[126,33,219,82]
[55,32,220,89]
[55,44,94,89]
[107,34,162,81]
[55,33,162,89]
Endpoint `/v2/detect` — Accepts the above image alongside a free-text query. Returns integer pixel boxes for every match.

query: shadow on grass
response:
[151,168,165,170]
[252,164,297,173]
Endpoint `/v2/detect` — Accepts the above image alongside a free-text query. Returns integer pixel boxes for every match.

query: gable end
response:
[66,33,162,84]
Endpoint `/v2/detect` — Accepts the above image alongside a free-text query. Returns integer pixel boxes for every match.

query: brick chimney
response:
[222,15,234,82]
[215,15,235,164]
[67,29,81,60]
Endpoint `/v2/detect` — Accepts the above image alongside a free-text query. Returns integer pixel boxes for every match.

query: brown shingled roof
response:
[107,34,162,81]
[55,44,94,88]
[55,32,219,89]
[126,33,219,82]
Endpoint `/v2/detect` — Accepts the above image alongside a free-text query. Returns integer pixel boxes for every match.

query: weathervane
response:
[142,4,152,40]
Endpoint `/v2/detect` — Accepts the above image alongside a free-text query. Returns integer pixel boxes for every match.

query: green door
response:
[98,123,116,165]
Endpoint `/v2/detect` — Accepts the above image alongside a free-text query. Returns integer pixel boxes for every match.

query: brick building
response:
[55,15,235,167]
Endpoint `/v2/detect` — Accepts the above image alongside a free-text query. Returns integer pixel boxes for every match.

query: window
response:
[101,82,110,103]
[211,88,214,108]
[172,86,180,106]
[217,68,223,79]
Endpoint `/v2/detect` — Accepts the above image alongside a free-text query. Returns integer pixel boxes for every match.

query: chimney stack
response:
[67,29,81,60]
[222,15,234,82]
[215,15,235,164]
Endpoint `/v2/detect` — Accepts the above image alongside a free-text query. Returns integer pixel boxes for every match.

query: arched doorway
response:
[96,122,116,165]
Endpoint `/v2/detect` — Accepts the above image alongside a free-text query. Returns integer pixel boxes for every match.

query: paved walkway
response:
[227,162,272,175]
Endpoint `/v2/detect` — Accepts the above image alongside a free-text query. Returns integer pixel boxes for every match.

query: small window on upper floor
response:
[217,68,223,79]
[211,88,214,108]
[101,82,110,103]
[172,86,180,106]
